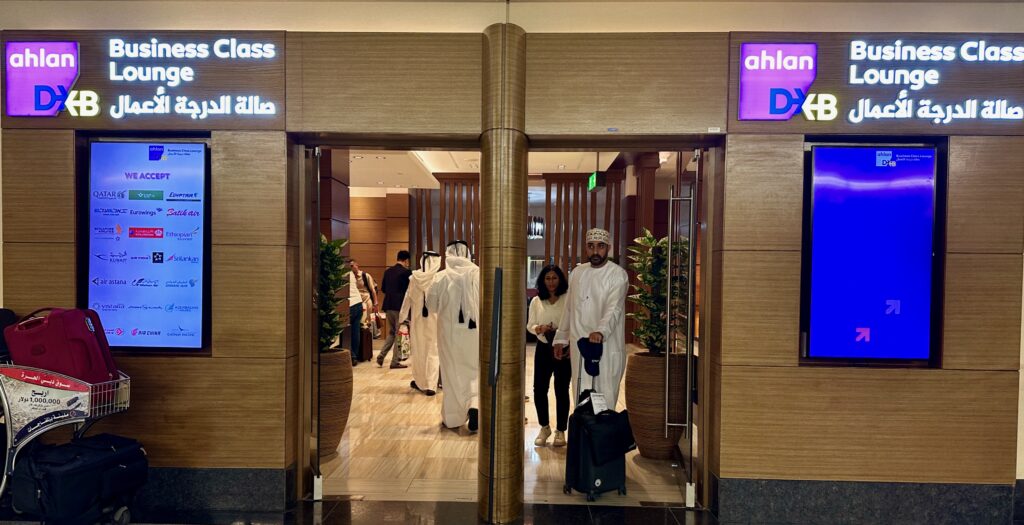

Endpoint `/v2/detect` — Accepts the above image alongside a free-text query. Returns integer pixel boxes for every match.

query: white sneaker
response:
[534,426,552,446]
[552,430,566,447]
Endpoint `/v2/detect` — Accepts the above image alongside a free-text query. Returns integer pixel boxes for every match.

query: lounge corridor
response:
[321,339,686,506]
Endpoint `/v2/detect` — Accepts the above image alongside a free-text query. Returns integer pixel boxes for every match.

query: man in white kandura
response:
[553,228,630,408]
[427,240,481,432]
[400,250,442,397]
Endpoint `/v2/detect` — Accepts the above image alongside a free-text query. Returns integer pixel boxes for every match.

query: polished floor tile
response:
[324,340,687,506]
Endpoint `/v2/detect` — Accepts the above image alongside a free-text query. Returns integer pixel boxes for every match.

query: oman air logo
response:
[4,42,99,117]
[739,43,836,122]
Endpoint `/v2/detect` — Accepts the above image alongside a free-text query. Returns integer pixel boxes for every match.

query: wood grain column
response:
[479,22,526,524]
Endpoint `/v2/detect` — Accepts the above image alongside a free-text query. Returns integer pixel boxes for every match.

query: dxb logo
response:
[738,43,837,122]
[5,41,100,117]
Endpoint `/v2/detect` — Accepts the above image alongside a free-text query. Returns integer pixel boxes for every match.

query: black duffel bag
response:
[11,433,148,522]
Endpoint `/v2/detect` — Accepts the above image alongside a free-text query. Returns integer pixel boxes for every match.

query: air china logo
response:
[4,41,99,117]
[131,329,161,337]
[92,190,127,200]
[131,278,160,288]
[165,279,198,289]
[167,192,200,202]
[129,227,164,239]
[166,208,200,218]
[94,250,128,263]
[739,43,836,121]
[91,278,128,286]
[166,227,200,241]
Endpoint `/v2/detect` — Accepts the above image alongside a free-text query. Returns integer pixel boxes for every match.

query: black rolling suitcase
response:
[11,433,148,524]
[563,367,636,502]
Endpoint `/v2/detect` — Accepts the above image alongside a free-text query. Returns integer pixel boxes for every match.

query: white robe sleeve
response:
[398,282,414,324]
[426,274,443,313]
[596,267,629,342]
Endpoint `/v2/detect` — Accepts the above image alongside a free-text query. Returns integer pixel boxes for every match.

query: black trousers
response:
[533,340,571,431]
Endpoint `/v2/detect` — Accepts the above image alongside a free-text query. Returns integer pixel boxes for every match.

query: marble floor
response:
[321,339,688,506]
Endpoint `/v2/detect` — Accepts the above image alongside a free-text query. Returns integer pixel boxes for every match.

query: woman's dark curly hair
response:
[536,264,568,300]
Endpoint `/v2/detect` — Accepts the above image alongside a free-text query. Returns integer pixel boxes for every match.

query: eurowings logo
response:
[4,41,99,117]
[738,43,836,121]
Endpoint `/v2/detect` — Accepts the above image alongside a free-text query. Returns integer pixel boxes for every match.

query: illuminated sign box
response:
[800,145,943,364]
[85,141,209,350]
[1,31,285,130]
[730,33,1024,134]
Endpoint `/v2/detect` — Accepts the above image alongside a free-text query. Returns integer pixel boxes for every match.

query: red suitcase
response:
[4,308,118,384]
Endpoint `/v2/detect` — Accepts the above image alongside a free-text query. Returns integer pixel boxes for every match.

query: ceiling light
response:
[375,156,386,160]
[353,156,364,160]
[558,164,566,170]
[395,184,403,188]
[377,181,384,185]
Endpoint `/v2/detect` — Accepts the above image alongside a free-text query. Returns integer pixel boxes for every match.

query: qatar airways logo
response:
[4,42,99,117]
[739,43,836,121]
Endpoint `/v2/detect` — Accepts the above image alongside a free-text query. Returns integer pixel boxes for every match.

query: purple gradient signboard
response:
[4,42,80,116]
[738,43,818,120]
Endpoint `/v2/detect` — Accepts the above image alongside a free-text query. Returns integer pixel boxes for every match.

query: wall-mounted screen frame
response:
[799,138,947,367]
[77,136,212,353]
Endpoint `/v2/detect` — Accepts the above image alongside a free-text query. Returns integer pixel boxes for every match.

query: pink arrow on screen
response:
[855,327,871,342]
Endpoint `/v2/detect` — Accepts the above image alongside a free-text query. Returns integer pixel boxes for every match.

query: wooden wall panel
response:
[947,136,1024,254]
[212,132,289,247]
[350,197,387,220]
[1,130,75,243]
[942,254,1023,370]
[720,366,1017,484]
[349,219,387,244]
[320,220,349,244]
[722,134,804,251]
[320,179,350,223]
[349,243,386,268]
[386,218,409,243]
[97,356,287,468]
[385,242,409,263]
[386,193,410,218]
[287,33,481,136]
[720,251,800,367]
[526,33,728,136]
[212,245,288,359]
[2,243,75,314]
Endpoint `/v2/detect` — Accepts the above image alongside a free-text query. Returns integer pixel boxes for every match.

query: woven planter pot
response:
[624,350,686,460]
[319,349,353,462]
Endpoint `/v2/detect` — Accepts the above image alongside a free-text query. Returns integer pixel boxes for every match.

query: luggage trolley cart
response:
[0,365,131,519]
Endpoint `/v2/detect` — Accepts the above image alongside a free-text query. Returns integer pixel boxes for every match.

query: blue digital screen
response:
[87,142,206,349]
[807,146,937,360]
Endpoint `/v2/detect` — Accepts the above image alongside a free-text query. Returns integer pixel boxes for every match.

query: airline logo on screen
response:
[4,41,99,117]
[738,43,837,121]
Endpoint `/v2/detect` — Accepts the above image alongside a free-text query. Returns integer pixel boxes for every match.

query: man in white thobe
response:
[400,251,441,396]
[426,241,480,432]
[553,228,630,408]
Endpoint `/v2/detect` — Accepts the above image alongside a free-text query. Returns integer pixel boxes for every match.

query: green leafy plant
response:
[318,235,351,353]
[626,228,688,355]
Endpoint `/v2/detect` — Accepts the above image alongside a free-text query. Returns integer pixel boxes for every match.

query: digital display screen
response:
[87,142,206,349]
[806,146,937,361]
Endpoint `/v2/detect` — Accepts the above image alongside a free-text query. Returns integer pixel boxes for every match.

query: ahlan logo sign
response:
[738,43,836,121]
[5,41,99,117]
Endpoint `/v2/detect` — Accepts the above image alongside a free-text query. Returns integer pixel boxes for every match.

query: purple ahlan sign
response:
[739,43,818,121]
[4,41,81,117]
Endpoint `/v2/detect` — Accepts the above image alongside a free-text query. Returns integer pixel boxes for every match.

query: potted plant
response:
[317,234,352,461]
[624,228,689,460]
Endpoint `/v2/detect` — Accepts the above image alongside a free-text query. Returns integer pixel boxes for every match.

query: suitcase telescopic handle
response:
[14,308,59,331]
